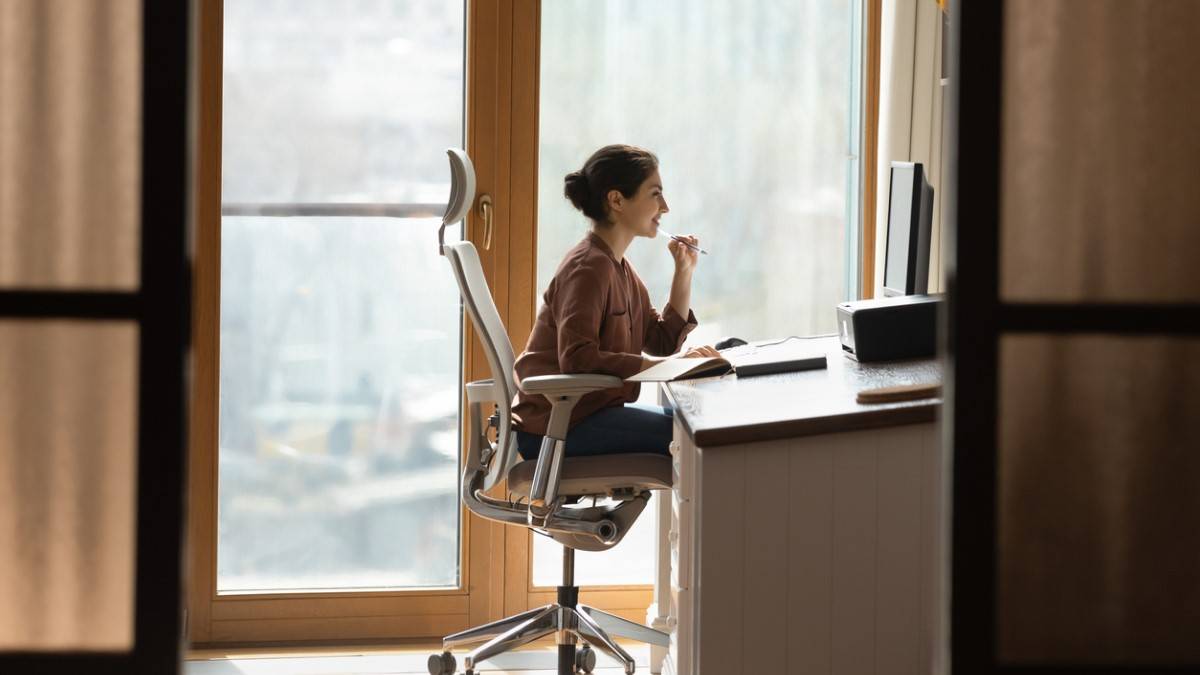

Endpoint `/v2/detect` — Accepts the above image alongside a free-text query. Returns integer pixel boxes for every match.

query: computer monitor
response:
[882,161,934,297]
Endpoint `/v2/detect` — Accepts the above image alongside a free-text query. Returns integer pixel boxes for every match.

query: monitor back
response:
[883,161,934,296]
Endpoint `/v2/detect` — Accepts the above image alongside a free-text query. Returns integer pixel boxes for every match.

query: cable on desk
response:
[753,333,837,348]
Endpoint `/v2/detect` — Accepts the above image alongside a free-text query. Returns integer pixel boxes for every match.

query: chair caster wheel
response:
[575,644,596,673]
[427,651,456,675]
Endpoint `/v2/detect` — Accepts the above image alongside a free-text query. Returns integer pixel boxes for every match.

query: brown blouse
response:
[511,232,697,436]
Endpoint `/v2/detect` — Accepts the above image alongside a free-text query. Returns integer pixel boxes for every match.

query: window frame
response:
[187,0,531,645]
[187,0,881,644]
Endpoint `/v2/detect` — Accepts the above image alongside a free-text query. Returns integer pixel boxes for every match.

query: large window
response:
[189,0,865,640]
[534,0,862,586]
[218,0,464,593]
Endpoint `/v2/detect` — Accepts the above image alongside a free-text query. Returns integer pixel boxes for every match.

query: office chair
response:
[429,149,671,675]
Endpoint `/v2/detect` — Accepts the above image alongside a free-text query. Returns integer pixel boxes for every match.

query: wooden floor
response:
[185,642,648,674]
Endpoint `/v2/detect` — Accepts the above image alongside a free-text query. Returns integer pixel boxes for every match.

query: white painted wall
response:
[873,0,949,297]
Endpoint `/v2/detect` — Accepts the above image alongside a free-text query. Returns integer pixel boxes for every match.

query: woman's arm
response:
[643,234,703,356]
[666,235,699,319]
[554,263,644,378]
[551,239,711,375]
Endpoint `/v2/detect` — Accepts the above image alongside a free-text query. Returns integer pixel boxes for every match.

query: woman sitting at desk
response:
[511,144,718,459]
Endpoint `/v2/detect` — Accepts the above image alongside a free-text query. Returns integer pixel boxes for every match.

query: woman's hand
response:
[681,345,720,359]
[667,234,701,275]
[665,234,700,320]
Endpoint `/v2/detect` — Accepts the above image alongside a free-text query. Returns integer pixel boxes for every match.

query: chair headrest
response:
[439,149,475,254]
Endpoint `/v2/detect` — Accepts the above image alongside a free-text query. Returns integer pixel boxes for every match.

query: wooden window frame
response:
[187,0,537,646]
[188,0,882,644]
[862,0,883,297]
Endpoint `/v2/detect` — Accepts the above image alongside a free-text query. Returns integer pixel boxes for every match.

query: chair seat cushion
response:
[507,453,672,497]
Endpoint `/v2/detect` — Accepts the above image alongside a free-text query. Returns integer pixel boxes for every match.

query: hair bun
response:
[563,145,658,223]
[563,170,591,213]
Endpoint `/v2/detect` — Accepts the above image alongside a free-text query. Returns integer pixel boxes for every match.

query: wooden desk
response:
[648,337,944,675]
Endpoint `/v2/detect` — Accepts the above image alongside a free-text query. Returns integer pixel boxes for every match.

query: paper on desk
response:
[626,356,732,382]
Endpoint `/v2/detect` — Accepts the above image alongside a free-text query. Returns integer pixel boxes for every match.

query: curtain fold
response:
[0,323,138,650]
[0,0,140,290]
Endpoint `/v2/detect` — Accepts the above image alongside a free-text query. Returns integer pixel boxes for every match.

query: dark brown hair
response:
[563,144,659,224]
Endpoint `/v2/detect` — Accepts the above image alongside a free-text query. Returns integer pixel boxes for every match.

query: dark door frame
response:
[947,2,1200,674]
[0,1,192,672]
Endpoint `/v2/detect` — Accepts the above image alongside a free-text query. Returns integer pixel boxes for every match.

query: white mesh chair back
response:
[443,240,519,490]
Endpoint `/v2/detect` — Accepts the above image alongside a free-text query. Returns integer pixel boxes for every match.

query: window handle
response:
[478,194,494,250]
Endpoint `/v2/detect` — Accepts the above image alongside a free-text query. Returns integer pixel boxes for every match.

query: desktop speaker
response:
[836,294,943,362]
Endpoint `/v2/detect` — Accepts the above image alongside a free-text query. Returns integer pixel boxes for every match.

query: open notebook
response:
[626,348,827,383]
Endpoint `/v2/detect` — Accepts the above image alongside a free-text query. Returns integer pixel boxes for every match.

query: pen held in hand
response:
[658,227,709,255]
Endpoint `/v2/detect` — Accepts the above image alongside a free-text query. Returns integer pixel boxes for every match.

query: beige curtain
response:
[0,0,140,290]
[997,0,1200,663]
[0,0,141,651]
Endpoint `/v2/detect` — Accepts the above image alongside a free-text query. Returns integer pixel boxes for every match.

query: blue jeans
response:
[516,402,674,460]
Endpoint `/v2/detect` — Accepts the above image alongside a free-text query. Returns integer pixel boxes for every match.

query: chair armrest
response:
[521,374,619,509]
[520,373,622,397]
[465,378,500,403]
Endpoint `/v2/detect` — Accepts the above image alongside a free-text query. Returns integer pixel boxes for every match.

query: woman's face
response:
[609,169,669,237]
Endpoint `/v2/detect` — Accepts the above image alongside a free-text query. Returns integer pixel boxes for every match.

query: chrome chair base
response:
[432,601,668,675]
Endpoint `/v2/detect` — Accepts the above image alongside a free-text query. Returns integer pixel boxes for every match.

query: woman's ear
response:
[606,189,623,215]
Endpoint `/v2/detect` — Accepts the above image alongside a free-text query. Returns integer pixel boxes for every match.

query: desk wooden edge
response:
[661,383,941,447]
